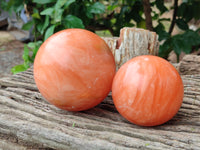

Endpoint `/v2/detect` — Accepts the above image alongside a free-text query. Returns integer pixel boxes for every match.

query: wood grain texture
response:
[0,68,200,150]
[179,55,200,75]
[102,27,159,70]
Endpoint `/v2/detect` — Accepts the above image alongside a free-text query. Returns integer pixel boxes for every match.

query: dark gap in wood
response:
[0,85,7,89]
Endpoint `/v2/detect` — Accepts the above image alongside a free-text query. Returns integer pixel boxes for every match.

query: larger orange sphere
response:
[112,55,184,126]
[34,29,116,111]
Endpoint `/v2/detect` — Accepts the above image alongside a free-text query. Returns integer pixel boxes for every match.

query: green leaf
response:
[192,1,200,20]
[27,41,42,50]
[40,8,54,15]
[177,3,187,17]
[158,31,170,41]
[64,0,75,9]
[87,2,105,14]
[32,12,41,19]
[163,30,200,59]
[126,0,136,5]
[6,0,24,13]
[41,16,49,34]
[15,4,24,13]
[53,9,64,23]
[154,23,170,41]
[27,41,42,62]
[107,5,118,11]
[177,3,193,22]
[183,30,200,47]
[32,41,42,58]
[172,37,184,55]
[22,20,34,30]
[86,11,93,19]
[11,42,36,74]
[55,0,68,9]
[152,11,159,20]
[44,25,56,41]
[176,18,189,30]
[27,42,36,49]
[158,38,173,59]
[130,2,143,23]
[137,20,146,29]
[11,64,29,74]
[155,0,168,14]
[29,41,42,61]
[23,45,30,62]
[171,32,196,55]
[33,0,56,4]
[64,15,85,29]
[36,22,43,34]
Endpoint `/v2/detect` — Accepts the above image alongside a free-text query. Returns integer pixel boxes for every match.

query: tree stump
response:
[103,27,159,69]
[0,68,199,149]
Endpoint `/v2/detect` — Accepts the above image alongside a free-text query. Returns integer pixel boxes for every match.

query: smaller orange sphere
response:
[112,55,184,126]
[34,29,116,111]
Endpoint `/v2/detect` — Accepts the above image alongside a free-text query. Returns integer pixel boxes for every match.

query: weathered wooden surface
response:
[103,27,159,69]
[179,55,200,75]
[0,68,200,150]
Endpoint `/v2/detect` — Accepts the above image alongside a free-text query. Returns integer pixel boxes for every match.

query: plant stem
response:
[168,0,179,35]
[143,0,153,31]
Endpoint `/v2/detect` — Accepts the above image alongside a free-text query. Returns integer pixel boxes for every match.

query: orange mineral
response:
[112,55,184,126]
[34,29,116,111]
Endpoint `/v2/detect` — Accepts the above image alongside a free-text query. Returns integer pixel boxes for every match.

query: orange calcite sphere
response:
[112,55,184,126]
[34,29,116,111]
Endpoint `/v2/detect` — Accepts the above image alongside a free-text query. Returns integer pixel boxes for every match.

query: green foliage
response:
[156,0,200,60]
[64,15,85,29]
[1,0,200,74]
[44,25,56,41]
[22,21,34,30]
[32,0,56,4]
[2,0,106,73]
[3,0,24,14]
[155,0,168,14]
[159,30,200,61]
[176,18,189,30]
[87,2,105,14]
[11,41,42,74]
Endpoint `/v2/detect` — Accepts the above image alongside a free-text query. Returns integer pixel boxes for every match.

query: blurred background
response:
[0,0,200,77]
